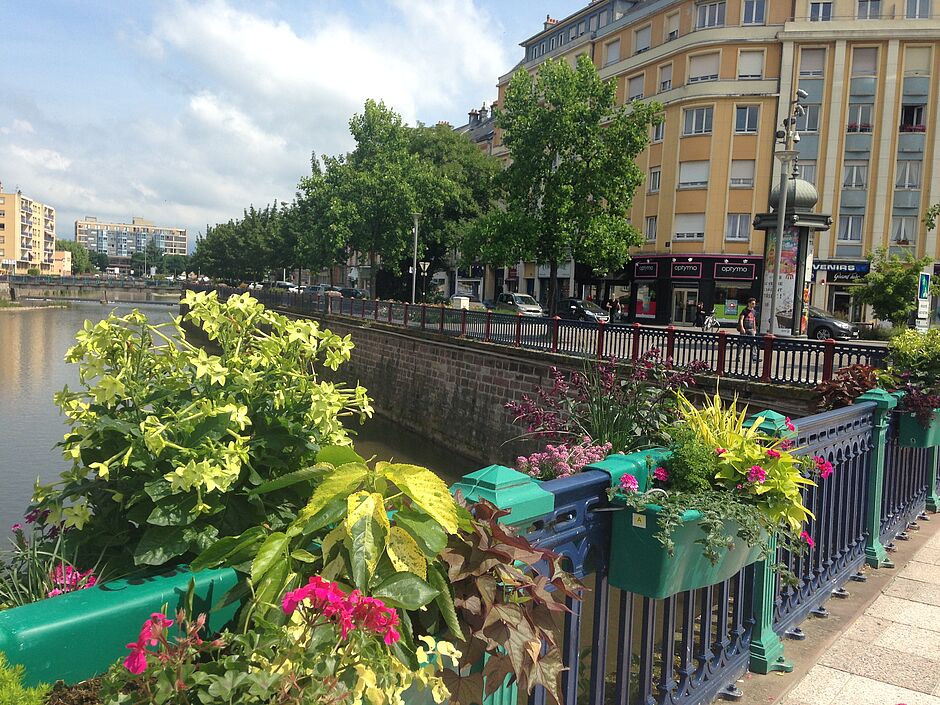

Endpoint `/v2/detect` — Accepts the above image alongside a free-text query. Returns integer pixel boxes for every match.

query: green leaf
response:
[294,496,346,537]
[393,507,447,557]
[144,479,173,502]
[191,526,267,572]
[134,525,188,566]
[371,572,439,611]
[298,463,368,521]
[146,495,200,527]
[315,445,365,467]
[427,563,463,641]
[381,464,459,534]
[346,492,389,591]
[250,466,323,496]
[251,532,289,584]
[290,548,318,563]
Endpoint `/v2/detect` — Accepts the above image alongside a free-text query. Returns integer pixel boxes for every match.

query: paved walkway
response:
[780,525,940,705]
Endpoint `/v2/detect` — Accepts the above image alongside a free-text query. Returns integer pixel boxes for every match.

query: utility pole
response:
[411,213,421,304]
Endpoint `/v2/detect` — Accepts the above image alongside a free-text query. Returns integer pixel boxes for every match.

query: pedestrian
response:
[694,300,706,329]
[738,298,759,362]
[613,299,623,321]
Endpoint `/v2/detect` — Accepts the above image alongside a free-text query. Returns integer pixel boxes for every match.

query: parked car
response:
[304,284,340,295]
[265,281,300,293]
[557,298,610,323]
[807,307,859,340]
[493,293,544,317]
[339,287,368,299]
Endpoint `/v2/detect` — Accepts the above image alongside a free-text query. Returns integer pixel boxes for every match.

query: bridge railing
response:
[190,285,889,385]
[2,274,182,288]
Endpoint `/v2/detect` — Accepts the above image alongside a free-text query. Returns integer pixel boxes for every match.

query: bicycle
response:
[701,311,721,332]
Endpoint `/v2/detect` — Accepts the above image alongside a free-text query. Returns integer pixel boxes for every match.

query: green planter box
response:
[608,502,762,599]
[897,409,940,448]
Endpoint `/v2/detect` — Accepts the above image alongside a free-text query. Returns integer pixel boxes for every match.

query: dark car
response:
[339,287,368,299]
[557,298,610,323]
[807,307,859,340]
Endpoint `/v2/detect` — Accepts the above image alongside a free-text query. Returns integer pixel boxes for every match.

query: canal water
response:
[0,302,479,535]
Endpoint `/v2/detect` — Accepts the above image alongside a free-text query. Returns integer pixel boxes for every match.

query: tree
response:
[55,239,93,274]
[467,56,661,314]
[93,252,110,272]
[854,247,935,328]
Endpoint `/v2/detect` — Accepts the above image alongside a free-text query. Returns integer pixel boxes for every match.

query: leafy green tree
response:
[131,239,164,276]
[93,251,111,272]
[55,239,93,274]
[467,56,661,313]
[854,247,936,328]
[164,254,190,276]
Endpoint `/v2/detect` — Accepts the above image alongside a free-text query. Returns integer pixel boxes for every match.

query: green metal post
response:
[927,446,940,513]
[857,389,898,568]
[743,409,794,674]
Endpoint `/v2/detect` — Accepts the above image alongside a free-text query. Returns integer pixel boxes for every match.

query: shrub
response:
[815,364,879,411]
[29,291,372,570]
[0,652,49,705]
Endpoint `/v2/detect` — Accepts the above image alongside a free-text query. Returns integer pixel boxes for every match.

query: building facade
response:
[0,189,56,275]
[75,217,188,266]
[493,0,940,327]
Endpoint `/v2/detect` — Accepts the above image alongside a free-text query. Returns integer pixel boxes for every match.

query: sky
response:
[0,0,578,249]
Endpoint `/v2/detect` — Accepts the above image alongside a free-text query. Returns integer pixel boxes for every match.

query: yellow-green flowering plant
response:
[31,291,372,570]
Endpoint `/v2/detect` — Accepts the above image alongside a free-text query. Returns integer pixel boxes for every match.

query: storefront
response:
[810,261,869,321]
[627,255,762,326]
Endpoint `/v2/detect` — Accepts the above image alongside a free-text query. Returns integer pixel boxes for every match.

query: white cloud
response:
[0,0,509,246]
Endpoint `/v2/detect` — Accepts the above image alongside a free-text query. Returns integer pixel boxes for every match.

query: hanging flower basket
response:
[897,408,940,448]
[607,500,763,599]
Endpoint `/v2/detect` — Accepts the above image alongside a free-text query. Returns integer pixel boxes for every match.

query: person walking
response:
[694,300,706,329]
[737,298,760,362]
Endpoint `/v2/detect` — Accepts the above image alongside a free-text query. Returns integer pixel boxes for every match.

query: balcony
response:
[899,124,927,133]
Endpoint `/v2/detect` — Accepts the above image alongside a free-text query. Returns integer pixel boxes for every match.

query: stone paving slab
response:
[866,593,940,632]
[885,576,940,606]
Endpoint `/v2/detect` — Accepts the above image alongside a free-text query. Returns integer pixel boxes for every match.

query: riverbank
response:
[0,301,70,312]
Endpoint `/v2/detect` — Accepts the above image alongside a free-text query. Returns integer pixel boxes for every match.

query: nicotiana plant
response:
[29,291,373,570]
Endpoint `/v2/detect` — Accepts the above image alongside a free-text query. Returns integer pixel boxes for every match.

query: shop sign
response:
[714,262,756,280]
[634,261,659,278]
[536,261,572,278]
[671,261,702,279]
[812,261,869,283]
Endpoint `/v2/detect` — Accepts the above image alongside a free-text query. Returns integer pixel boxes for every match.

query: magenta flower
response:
[780,439,795,450]
[785,417,796,432]
[620,474,639,493]
[123,646,148,675]
[10,523,22,532]
[800,531,815,549]
[123,613,175,674]
[715,447,727,456]
[766,449,781,459]
[814,455,834,479]
[652,467,669,482]
[747,465,766,484]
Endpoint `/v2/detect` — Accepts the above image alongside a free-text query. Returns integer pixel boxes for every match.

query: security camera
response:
[794,105,806,117]
[796,88,809,100]
[775,129,787,140]
[793,132,801,143]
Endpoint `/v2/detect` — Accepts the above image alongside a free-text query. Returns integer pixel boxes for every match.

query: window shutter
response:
[667,13,679,36]
[635,25,651,52]
[852,47,878,76]
[606,39,621,65]
[738,51,763,78]
[730,160,755,184]
[800,48,825,75]
[905,47,932,75]
[690,53,720,80]
[629,75,644,99]
[675,213,706,234]
[679,161,710,184]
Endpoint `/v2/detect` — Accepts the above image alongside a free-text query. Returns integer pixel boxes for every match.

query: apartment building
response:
[493,0,940,326]
[75,216,187,271]
[0,188,56,275]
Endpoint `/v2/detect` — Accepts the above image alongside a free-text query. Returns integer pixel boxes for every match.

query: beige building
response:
[75,217,187,266]
[0,189,56,275]
[493,0,940,327]
[53,250,72,276]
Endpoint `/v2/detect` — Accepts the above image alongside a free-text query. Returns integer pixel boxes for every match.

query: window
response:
[683,106,714,134]
[852,48,878,76]
[634,25,651,54]
[843,161,869,189]
[605,39,621,66]
[666,13,679,40]
[896,160,922,188]
[659,64,673,92]
[599,10,609,27]
[551,37,556,51]
[649,167,661,192]
[652,120,665,142]
[738,51,764,79]
[726,214,752,241]
[858,0,881,18]
[796,104,821,132]
[678,161,710,188]
[730,160,756,187]
[628,75,645,101]
[905,47,932,75]
[696,1,726,28]
[689,53,720,82]
[838,215,864,241]
[798,160,817,184]
[847,103,873,132]
[645,216,658,242]
[590,14,598,31]
[908,0,932,18]
[892,216,918,243]
[675,214,706,241]
[570,26,577,40]
[810,2,833,20]
[735,105,760,133]
[743,0,766,24]
[901,104,926,131]
[800,48,826,76]
[578,21,586,35]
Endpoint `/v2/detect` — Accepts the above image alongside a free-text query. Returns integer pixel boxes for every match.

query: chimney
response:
[544,14,558,30]
[468,109,479,126]
[479,103,489,121]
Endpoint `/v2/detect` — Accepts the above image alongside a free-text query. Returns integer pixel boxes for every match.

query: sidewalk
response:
[755,517,940,705]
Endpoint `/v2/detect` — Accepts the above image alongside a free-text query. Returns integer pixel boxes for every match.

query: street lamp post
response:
[411,213,421,305]
[766,89,808,334]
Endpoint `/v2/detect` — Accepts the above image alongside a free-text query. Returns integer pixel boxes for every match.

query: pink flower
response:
[619,474,639,493]
[814,455,834,479]
[780,439,795,450]
[652,467,669,482]
[766,449,781,459]
[785,417,796,432]
[747,465,766,484]
[10,523,22,532]
[47,588,63,598]
[123,646,148,675]
[800,531,815,549]
[715,447,727,456]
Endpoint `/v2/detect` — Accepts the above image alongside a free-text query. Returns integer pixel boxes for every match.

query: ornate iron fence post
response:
[743,409,795,674]
[857,388,898,568]
[928,446,940,513]
[596,320,606,359]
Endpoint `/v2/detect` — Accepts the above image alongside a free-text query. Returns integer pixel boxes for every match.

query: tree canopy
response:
[55,239,93,274]
[463,55,661,312]
[854,247,936,328]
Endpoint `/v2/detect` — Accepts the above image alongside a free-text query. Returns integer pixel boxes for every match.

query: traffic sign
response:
[919,272,931,300]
